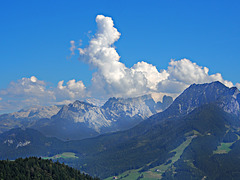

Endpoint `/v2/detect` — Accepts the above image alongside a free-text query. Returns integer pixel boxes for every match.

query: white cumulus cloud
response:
[156,59,234,93]
[0,76,55,113]
[76,15,237,98]
[0,76,86,113]
[78,15,170,97]
[0,76,52,98]
[56,79,86,99]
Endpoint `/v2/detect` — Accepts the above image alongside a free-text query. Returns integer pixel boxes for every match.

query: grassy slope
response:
[105,133,196,180]
[42,152,79,160]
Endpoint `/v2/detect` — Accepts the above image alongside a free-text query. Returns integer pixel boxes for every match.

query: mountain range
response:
[0,105,62,133]
[0,81,240,179]
[0,94,173,140]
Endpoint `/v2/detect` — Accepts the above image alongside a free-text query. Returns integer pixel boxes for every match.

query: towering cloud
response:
[76,15,236,97]
[78,15,169,97]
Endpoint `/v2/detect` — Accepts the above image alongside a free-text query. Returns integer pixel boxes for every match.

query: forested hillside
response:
[0,157,99,180]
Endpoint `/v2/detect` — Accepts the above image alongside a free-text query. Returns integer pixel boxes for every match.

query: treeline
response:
[0,157,99,180]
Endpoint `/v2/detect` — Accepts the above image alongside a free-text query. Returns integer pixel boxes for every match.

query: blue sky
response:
[0,0,240,113]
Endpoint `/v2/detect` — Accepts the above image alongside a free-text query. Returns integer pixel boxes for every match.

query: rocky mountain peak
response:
[102,94,154,109]
[70,100,95,109]
[55,100,97,120]
[166,81,240,116]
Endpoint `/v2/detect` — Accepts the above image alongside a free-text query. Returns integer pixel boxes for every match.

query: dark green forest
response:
[0,157,99,180]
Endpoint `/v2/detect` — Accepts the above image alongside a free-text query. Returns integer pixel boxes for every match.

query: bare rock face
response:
[47,94,173,140]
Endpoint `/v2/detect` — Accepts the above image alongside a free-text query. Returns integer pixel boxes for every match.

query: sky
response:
[0,0,240,113]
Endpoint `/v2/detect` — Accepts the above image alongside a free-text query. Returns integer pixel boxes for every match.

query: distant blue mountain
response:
[0,94,173,140]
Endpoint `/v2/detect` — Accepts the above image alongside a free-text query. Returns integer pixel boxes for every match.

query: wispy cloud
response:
[70,40,76,55]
